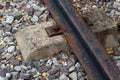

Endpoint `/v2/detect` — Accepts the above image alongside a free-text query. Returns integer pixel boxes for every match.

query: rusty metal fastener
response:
[45,24,67,37]
[53,26,60,32]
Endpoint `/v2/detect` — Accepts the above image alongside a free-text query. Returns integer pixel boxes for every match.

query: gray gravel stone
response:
[78,72,83,79]
[14,66,21,71]
[20,73,31,79]
[20,65,28,70]
[0,10,4,17]
[13,12,23,20]
[32,4,42,11]
[27,7,34,16]
[0,68,7,77]
[10,59,20,66]
[11,72,18,79]
[10,2,17,7]
[38,65,51,72]
[31,15,39,22]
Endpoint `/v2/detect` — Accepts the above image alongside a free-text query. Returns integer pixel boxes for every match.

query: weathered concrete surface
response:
[15,21,70,62]
[81,9,119,48]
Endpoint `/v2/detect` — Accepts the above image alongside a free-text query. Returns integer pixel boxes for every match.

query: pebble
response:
[20,73,31,79]
[21,65,28,70]
[3,53,13,60]
[92,5,98,8]
[0,77,7,80]
[59,74,67,80]
[10,59,20,66]
[60,70,69,76]
[118,47,120,51]
[0,68,7,77]
[115,11,120,15]
[5,16,14,24]
[78,72,83,79]
[1,64,6,69]
[63,61,68,67]
[6,73,11,79]
[69,66,75,72]
[38,65,51,72]
[11,72,18,78]
[13,12,23,20]
[7,46,15,53]
[32,4,42,11]
[113,2,120,8]
[113,56,120,60]
[116,0,120,3]
[10,2,17,7]
[52,57,59,65]
[31,15,39,22]
[69,72,78,80]
[14,66,21,71]
[27,7,34,16]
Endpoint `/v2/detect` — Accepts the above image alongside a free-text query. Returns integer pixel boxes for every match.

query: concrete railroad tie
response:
[15,21,70,62]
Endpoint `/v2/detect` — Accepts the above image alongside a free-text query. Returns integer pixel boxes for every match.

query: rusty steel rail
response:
[43,0,120,80]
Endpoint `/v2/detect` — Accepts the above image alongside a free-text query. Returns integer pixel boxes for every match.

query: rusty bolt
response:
[53,26,60,32]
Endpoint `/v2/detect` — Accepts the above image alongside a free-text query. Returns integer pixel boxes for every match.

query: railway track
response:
[42,0,120,80]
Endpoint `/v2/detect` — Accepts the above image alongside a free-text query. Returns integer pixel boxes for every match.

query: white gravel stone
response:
[113,2,120,8]
[117,47,120,51]
[69,66,75,72]
[0,77,7,80]
[116,61,120,67]
[52,58,59,65]
[63,61,68,66]
[1,64,6,69]
[118,7,120,10]
[116,0,120,3]
[3,37,12,43]
[92,5,97,9]
[69,72,78,80]
[115,11,120,15]
[5,16,14,24]
[32,4,42,11]
[7,46,15,53]
[75,62,81,68]
[31,15,39,22]
[46,59,52,66]
[59,74,67,80]
[6,73,11,79]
